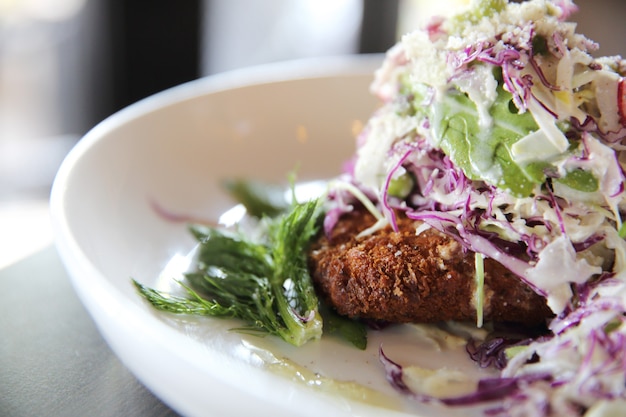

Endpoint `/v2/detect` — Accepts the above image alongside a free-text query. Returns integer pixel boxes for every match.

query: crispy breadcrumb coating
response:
[308,207,553,326]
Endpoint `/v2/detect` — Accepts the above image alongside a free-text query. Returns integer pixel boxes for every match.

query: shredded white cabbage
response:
[329,0,626,414]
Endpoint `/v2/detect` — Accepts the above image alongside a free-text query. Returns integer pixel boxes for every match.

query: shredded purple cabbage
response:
[467,337,532,370]
[320,2,626,414]
[379,345,552,407]
[380,145,416,232]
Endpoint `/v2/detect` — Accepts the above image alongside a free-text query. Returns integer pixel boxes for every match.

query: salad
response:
[340,0,626,415]
[136,0,626,416]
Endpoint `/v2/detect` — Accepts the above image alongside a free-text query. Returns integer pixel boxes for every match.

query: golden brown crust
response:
[307,207,553,326]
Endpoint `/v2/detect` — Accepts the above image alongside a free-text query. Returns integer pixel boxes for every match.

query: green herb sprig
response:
[135,179,368,349]
[134,198,324,347]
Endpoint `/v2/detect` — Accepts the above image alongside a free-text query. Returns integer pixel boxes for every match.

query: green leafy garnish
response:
[449,0,506,32]
[556,168,599,192]
[136,181,368,350]
[433,84,539,196]
[222,178,289,218]
[604,319,623,334]
[504,344,529,361]
[387,173,415,199]
[135,198,325,347]
[319,304,368,350]
[405,75,602,198]
[532,34,549,56]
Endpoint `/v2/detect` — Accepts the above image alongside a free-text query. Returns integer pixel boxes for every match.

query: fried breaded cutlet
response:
[308,207,553,326]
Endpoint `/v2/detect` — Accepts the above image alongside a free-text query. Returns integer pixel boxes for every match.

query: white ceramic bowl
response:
[50,55,482,417]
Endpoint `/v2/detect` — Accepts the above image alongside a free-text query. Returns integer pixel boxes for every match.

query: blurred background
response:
[0,0,624,268]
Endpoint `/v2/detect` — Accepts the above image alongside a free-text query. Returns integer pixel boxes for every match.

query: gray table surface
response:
[0,245,180,417]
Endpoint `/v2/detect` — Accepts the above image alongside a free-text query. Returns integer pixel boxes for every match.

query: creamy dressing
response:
[242,340,403,411]
[239,322,494,416]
